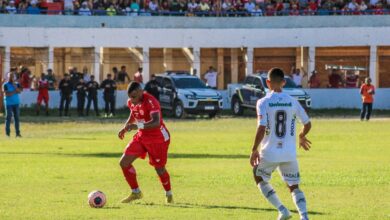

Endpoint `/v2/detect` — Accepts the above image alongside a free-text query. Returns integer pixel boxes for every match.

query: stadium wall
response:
[18,89,390,110]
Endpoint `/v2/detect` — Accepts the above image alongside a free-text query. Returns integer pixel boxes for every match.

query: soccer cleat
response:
[300,212,309,220]
[165,194,174,204]
[277,207,292,220]
[121,191,143,203]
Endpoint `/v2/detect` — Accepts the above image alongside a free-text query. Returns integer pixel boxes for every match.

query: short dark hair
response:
[267,68,285,83]
[127,81,141,94]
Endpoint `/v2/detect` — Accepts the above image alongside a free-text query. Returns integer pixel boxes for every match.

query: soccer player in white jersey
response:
[250,68,312,220]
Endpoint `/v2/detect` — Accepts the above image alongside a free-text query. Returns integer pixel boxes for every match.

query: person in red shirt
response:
[118,81,173,204]
[20,68,31,91]
[345,71,359,88]
[36,73,50,116]
[308,70,321,88]
[360,77,375,121]
[328,69,342,88]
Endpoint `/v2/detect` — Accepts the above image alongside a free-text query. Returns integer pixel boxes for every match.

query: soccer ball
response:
[88,190,106,208]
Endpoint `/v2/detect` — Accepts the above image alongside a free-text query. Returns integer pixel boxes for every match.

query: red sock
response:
[158,171,171,191]
[121,165,139,190]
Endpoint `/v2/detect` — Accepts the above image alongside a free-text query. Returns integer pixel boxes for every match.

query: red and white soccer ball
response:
[88,190,106,208]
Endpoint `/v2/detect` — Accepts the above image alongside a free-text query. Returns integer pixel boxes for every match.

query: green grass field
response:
[0,117,389,219]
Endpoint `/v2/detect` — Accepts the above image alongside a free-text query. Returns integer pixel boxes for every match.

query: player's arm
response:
[118,112,136,140]
[250,116,266,167]
[299,122,312,151]
[127,112,161,131]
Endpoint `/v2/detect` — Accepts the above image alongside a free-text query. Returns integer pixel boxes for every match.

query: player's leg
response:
[253,160,291,220]
[44,95,49,116]
[5,105,12,136]
[86,97,91,116]
[120,140,147,203]
[64,96,70,116]
[12,105,21,137]
[93,96,99,116]
[279,161,308,220]
[36,95,42,115]
[59,95,65,116]
[366,103,373,120]
[104,95,109,116]
[111,95,116,116]
[147,141,173,203]
[360,103,367,121]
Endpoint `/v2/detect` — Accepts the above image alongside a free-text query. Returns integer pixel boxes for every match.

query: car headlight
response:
[185,94,196,99]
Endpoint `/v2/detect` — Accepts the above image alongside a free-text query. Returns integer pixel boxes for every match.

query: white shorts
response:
[254,159,300,186]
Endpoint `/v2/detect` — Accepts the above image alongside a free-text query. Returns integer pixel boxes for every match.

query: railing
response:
[0,8,389,16]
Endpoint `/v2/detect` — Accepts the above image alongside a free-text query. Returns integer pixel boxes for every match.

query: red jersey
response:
[360,84,375,103]
[127,92,169,144]
[38,79,49,94]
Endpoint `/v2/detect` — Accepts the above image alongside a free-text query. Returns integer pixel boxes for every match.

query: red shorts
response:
[37,92,49,104]
[124,138,170,168]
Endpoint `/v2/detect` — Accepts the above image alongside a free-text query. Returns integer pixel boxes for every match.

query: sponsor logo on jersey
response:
[269,102,292,107]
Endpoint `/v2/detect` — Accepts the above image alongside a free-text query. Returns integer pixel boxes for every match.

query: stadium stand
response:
[0,0,388,16]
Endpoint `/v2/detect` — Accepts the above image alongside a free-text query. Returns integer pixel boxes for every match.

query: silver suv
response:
[155,71,223,118]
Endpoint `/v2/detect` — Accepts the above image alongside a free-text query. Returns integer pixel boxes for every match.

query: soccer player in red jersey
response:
[118,81,173,204]
[36,73,50,116]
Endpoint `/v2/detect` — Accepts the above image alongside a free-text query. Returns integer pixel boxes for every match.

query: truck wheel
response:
[232,96,244,115]
[173,101,185,118]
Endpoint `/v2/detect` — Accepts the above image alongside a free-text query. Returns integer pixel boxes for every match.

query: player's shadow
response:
[140,202,325,215]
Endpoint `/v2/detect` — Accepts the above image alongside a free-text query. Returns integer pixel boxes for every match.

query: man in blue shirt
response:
[2,72,22,137]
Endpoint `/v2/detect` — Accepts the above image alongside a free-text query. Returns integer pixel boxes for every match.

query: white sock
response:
[132,188,140,193]
[291,188,308,219]
[166,190,172,196]
[258,182,286,212]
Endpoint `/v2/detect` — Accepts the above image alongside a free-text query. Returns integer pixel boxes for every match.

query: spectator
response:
[178,0,188,13]
[222,0,234,15]
[292,68,303,88]
[112,66,119,81]
[18,1,28,14]
[46,68,57,90]
[134,67,143,84]
[144,74,160,100]
[129,0,140,16]
[244,0,256,14]
[251,4,263,16]
[86,75,100,116]
[20,68,31,91]
[202,66,219,89]
[6,1,17,14]
[27,2,41,14]
[149,0,159,14]
[308,70,320,88]
[69,66,81,89]
[2,72,22,137]
[59,74,73,117]
[82,66,91,82]
[289,4,300,15]
[36,73,50,116]
[188,0,198,14]
[64,0,74,15]
[360,77,375,121]
[101,74,117,117]
[106,4,117,15]
[79,1,92,15]
[345,71,359,88]
[199,0,210,14]
[75,77,87,116]
[328,69,342,88]
[265,4,275,16]
[117,65,131,84]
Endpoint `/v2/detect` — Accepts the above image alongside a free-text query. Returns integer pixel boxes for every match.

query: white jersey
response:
[256,91,310,162]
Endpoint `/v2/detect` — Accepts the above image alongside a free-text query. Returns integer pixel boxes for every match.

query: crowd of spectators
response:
[0,0,389,16]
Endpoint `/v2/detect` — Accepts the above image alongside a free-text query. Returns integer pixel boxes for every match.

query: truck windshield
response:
[261,77,297,88]
[173,77,208,89]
